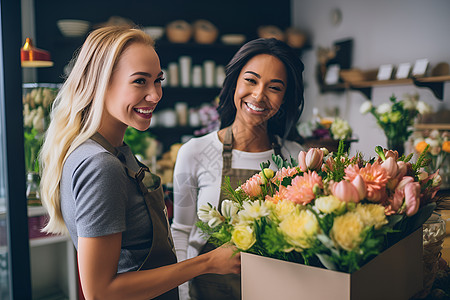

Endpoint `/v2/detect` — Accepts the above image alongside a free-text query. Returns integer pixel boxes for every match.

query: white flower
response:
[238,200,270,223]
[330,118,352,140]
[197,203,224,228]
[32,107,45,133]
[429,129,440,139]
[376,103,391,114]
[416,101,432,115]
[221,199,239,219]
[359,101,372,114]
[425,137,439,148]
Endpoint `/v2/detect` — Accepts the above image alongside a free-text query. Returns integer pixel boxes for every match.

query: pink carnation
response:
[345,162,389,203]
[284,171,323,205]
[241,173,263,198]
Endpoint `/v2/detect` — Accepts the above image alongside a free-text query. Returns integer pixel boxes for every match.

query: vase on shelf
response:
[386,137,405,156]
[26,172,41,206]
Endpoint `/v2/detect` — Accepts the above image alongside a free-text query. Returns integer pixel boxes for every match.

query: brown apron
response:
[91,133,179,300]
[190,127,282,300]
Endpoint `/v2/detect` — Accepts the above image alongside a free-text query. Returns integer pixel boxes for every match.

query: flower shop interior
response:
[1,0,450,299]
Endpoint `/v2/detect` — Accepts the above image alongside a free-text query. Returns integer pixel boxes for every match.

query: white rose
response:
[359,101,372,114]
[376,103,391,114]
[416,101,432,115]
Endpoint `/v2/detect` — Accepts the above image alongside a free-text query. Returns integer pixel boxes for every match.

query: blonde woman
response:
[40,26,240,300]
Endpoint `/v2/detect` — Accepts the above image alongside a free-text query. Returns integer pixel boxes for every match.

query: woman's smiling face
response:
[102,42,164,135]
[233,54,287,128]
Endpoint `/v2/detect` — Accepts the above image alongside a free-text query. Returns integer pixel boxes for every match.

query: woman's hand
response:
[205,244,241,275]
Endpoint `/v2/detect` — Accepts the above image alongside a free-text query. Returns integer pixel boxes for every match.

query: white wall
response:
[291,0,450,156]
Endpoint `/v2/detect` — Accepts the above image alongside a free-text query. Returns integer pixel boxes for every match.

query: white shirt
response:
[171,131,303,299]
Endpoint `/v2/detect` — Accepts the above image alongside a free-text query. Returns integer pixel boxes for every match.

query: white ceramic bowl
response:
[143,26,165,40]
[221,34,246,45]
[57,19,90,37]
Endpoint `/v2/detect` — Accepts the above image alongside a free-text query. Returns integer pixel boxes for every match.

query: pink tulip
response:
[298,151,307,171]
[390,189,405,212]
[381,157,398,178]
[351,175,366,200]
[331,180,360,203]
[298,148,324,172]
[396,161,407,179]
[396,176,414,191]
[404,182,421,216]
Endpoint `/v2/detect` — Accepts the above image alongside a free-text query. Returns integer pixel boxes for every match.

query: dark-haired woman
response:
[171,38,305,300]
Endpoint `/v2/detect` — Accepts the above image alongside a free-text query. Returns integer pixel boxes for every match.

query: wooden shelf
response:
[319,75,450,100]
[414,123,450,130]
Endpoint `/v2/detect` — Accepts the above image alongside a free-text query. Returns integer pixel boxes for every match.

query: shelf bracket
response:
[351,87,372,100]
[413,79,444,100]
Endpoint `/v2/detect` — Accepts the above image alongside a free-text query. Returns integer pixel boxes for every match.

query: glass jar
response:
[26,172,41,206]
[417,213,447,298]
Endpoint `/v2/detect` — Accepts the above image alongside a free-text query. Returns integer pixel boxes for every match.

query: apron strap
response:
[222,127,233,171]
[269,134,282,157]
[90,132,149,194]
[90,132,125,161]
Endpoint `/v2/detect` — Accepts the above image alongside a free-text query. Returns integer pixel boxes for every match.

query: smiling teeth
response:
[247,103,264,112]
[135,108,153,114]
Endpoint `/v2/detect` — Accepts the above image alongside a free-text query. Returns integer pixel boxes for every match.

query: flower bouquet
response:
[197,142,442,299]
[360,93,432,155]
[413,129,450,171]
[298,113,355,153]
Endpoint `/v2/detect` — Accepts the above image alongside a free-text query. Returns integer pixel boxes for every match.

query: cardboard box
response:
[241,228,423,300]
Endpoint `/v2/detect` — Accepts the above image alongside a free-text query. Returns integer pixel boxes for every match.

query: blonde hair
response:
[40,26,154,234]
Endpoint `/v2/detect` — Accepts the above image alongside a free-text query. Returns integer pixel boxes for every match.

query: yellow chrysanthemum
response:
[278,209,319,249]
[273,199,299,221]
[354,204,388,230]
[330,212,364,251]
[315,195,344,214]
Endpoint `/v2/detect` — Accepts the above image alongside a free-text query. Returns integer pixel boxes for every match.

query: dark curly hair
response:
[217,38,305,144]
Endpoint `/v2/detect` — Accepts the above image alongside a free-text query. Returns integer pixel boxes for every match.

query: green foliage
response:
[326,140,349,182]
[123,127,154,159]
[24,128,43,173]
[272,153,297,169]
[221,176,247,206]
[369,94,420,145]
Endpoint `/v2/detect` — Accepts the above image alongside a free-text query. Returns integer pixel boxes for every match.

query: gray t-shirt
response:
[60,139,152,273]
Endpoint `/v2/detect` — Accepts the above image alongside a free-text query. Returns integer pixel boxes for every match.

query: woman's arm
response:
[171,142,200,262]
[78,233,240,300]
